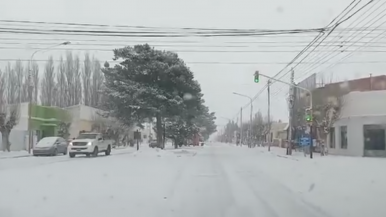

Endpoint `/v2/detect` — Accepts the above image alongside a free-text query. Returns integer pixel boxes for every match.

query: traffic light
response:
[254,71,259,83]
[305,109,312,122]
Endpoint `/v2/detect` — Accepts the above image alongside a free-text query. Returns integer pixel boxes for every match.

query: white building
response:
[1,103,30,151]
[65,104,102,139]
[132,122,156,142]
[328,90,386,157]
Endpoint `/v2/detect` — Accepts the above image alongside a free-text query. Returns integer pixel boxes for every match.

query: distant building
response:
[267,120,288,148]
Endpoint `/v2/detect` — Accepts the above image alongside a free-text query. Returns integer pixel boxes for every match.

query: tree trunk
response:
[156,113,163,149]
[173,139,178,149]
[1,131,10,152]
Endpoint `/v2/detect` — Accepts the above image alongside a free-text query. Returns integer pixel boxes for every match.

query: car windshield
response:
[36,137,57,147]
[77,134,98,139]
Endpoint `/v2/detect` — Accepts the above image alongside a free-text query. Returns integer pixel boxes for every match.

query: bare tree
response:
[56,56,67,107]
[313,96,343,155]
[91,57,103,108]
[91,114,126,147]
[40,56,56,106]
[0,70,19,152]
[82,53,92,106]
[5,63,18,104]
[31,61,39,103]
[65,52,75,106]
[14,60,25,103]
[73,54,82,105]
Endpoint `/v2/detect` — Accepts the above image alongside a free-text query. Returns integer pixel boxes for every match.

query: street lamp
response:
[233,92,253,147]
[28,41,71,153]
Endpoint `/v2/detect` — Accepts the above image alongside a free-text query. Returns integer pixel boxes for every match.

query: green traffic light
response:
[305,115,312,122]
[254,78,259,83]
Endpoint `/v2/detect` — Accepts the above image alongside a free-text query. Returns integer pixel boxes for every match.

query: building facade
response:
[65,105,102,139]
[1,103,69,151]
[328,90,386,157]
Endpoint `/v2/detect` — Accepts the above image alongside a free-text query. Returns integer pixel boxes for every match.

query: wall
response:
[65,105,107,139]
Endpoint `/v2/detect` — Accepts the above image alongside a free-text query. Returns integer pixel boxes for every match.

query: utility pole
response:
[288,68,295,155]
[267,80,271,152]
[249,101,253,148]
[240,107,243,146]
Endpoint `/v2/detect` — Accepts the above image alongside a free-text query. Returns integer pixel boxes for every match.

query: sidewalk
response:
[254,146,386,217]
[0,150,31,159]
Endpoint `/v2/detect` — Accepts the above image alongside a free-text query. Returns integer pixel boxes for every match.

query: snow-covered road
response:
[0,144,384,217]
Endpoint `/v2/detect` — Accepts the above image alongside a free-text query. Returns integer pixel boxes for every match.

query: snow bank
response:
[0,150,30,159]
[133,147,176,157]
[254,146,386,217]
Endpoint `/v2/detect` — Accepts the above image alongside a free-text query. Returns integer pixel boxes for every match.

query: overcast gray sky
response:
[1,0,386,130]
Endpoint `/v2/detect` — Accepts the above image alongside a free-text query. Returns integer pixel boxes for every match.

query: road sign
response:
[300,136,310,146]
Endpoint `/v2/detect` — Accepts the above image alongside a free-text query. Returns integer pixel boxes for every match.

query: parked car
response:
[68,132,113,158]
[33,137,68,156]
[149,140,161,148]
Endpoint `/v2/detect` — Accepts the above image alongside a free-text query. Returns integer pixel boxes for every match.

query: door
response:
[59,138,67,153]
[97,135,106,150]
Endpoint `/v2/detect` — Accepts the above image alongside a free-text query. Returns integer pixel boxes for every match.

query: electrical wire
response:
[228,0,375,121]
[4,40,386,48]
[0,58,385,65]
[292,1,386,81]
[269,0,380,98]
[2,46,386,53]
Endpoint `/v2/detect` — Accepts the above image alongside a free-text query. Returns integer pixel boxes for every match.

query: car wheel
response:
[52,149,58,156]
[105,145,111,156]
[92,147,98,157]
[69,153,76,158]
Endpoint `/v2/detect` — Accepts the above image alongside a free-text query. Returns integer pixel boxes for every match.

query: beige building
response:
[65,105,102,139]
[267,121,288,147]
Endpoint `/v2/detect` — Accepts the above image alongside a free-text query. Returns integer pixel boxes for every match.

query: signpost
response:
[134,130,141,151]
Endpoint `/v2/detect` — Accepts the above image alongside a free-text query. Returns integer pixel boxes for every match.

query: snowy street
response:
[0,144,385,217]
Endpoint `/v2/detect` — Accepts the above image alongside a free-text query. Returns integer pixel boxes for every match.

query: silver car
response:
[33,137,68,156]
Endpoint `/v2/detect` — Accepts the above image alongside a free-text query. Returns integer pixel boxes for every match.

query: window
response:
[363,125,386,150]
[329,127,335,148]
[340,126,348,149]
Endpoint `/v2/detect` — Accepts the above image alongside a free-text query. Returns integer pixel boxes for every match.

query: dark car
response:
[33,137,68,156]
[149,140,161,148]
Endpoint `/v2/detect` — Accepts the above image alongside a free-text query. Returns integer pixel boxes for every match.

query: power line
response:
[292,1,386,80]
[3,41,386,48]
[0,58,385,65]
[2,46,386,53]
[229,0,374,120]
[0,26,326,38]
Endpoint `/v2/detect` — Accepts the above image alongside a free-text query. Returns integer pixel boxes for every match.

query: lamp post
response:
[28,41,71,153]
[233,92,253,147]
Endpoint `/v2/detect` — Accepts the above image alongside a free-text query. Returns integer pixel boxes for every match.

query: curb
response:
[0,155,31,160]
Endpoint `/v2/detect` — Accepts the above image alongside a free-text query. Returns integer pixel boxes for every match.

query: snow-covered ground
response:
[0,150,30,159]
[0,143,384,217]
[250,146,386,217]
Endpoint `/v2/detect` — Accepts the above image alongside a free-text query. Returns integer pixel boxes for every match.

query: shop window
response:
[340,126,347,149]
[364,125,386,150]
[329,127,335,148]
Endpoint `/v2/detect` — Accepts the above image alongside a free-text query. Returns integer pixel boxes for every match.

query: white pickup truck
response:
[68,132,113,158]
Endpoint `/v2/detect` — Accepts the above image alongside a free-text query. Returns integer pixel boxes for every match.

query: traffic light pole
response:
[256,72,312,110]
[255,71,314,159]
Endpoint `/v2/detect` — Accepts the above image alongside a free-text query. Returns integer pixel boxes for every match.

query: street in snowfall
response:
[0,144,385,217]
